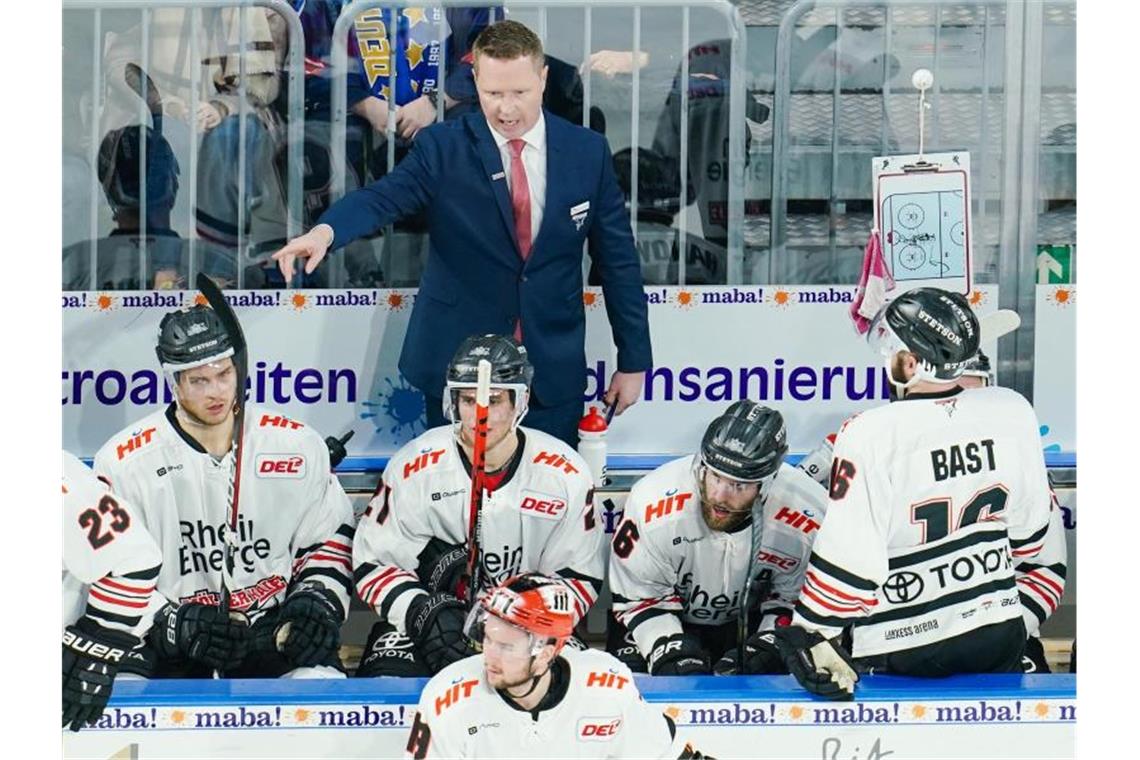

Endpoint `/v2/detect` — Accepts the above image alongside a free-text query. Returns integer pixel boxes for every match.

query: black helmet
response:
[155,305,234,372]
[961,348,993,385]
[444,335,533,427]
[699,401,788,482]
[868,287,980,387]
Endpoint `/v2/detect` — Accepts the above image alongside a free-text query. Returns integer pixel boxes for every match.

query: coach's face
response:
[474,53,547,139]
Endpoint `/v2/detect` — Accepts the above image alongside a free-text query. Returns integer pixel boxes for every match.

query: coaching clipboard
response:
[873,152,972,296]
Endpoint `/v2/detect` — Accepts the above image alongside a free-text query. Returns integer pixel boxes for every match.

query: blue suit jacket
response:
[319,110,652,404]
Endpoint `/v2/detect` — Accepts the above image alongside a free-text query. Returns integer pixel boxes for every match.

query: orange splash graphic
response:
[1035,703,1049,718]
[194,293,209,306]
[290,293,310,311]
[769,289,792,307]
[91,293,115,311]
[675,290,695,308]
[170,710,186,725]
[387,292,406,310]
[295,709,310,722]
[583,291,598,308]
[912,705,926,718]
[788,706,804,720]
[664,706,681,720]
[969,290,986,307]
[1047,287,1074,307]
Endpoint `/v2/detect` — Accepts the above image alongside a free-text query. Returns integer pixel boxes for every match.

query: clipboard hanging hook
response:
[912,68,934,161]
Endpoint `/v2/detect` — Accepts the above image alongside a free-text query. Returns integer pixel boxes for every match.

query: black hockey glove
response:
[415,537,468,596]
[648,632,711,676]
[274,585,344,667]
[151,602,250,670]
[356,623,428,678]
[678,742,717,759]
[713,631,785,675]
[62,617,140,732]
[771,626,858,700]
[405,592,476,673]
[1021,635,1052,674]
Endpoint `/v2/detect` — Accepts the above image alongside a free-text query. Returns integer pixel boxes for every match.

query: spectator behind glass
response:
[62,122,250,291]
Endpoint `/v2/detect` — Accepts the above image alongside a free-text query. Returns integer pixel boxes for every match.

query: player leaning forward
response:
[406,573,713,759]
[93,304,356,677]
[353,335,604,677]
[63,451,162,730]
[774,288,1054,698]
[608,400,829,675]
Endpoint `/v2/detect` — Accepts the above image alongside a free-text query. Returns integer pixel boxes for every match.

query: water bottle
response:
[577,406,608,487]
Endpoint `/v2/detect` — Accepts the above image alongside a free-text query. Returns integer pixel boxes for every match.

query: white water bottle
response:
[577,406,608,487]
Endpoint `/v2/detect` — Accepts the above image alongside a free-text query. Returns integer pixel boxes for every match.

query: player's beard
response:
[700,498,752,532]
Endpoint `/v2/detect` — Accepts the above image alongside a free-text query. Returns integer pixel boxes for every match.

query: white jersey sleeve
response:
[286,436,356,615]
[1015,486,1067,636]
[796,432,837,487]
[63,451,162,637]
[608,474,687,656]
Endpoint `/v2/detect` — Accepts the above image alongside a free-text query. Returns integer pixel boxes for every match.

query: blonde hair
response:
[472,20,544,70]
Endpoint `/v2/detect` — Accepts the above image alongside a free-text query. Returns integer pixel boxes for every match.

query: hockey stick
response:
[195,273,250,672]
[460,360,493,607]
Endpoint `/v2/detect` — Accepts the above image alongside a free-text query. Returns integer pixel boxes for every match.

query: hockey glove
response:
[405,592,476,673]
[772,626,858,700]
[62,617,140,732]
[274,585,344,667]
[151,602,250,670]
[713,631,785,675]
[678,742,717,759]
[415,537,468,596]
[648,632,711,676]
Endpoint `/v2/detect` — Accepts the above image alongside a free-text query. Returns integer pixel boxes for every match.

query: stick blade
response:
[979,309,1021,342]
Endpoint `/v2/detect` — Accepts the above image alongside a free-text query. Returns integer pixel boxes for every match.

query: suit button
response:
[520,275,528,283]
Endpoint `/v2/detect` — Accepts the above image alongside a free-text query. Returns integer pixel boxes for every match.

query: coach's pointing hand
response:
[271,224,335,279]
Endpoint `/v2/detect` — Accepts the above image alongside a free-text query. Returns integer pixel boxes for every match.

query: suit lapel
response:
[468,114,522,261]
[530,109,567,261]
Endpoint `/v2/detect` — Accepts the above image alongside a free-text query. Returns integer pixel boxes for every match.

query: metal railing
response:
[327,0,749,285]
[63,0,305,289]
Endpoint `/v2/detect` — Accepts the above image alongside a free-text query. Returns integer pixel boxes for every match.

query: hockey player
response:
[63,451,162,731]
[797,345,1068,674]
[607,400,829,676]
[405,573,713,759]
[353,335,604,677]
[774,288,1053,699]
[92,304,355,678]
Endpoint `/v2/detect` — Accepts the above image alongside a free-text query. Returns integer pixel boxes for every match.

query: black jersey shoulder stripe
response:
[809,551,878,592]
[1010,523,1050,549]
[1015,561,1068,579]
[888,528,1008,570]
[120,566,161,581]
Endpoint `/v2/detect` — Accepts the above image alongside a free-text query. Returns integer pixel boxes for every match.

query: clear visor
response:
[445,382,530,431]
[462,604,547,661]
[694,460,776,513]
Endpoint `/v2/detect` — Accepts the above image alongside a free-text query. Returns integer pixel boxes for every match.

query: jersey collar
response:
[900,385,965,402]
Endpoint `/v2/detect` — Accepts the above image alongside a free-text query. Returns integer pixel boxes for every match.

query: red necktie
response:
[508,139,531,342]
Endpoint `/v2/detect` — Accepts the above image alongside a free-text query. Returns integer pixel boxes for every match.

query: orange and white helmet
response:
[463,573,574,657]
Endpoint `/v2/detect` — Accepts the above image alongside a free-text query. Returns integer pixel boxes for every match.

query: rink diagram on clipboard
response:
[880,189,966,281]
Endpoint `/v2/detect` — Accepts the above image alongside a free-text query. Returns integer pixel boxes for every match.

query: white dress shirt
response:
[489,113,547,246]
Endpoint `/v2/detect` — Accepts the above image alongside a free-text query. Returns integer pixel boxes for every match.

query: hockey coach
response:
[271,20,651,447]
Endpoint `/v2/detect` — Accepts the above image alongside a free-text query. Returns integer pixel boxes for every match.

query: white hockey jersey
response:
[798,403,1068,643]
[609,456,829,659]
[405,647,688,759]
[63,451,162,638]
[353,426,604,632]
[792,387,1052,658]
[92,405,355,623]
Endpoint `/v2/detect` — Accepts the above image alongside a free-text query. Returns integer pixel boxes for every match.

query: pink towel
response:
[850,229,895,334]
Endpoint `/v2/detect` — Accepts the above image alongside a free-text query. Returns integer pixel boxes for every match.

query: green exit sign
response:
[1036,245,1072,284]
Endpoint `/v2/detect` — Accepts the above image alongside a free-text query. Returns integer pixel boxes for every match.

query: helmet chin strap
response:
[504,656,546,700]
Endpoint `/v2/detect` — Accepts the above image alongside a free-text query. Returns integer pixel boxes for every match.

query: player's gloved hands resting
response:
[648,632,711,676]
[274,585,344,667]
[151,602,250,670]
[62,617,140,732]
[771,626,858,700]
[416,537,468,595]
[713,631,785,675]
[405,591,476,672]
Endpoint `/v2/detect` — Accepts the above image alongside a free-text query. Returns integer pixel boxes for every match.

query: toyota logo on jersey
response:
[882,570,925,604]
